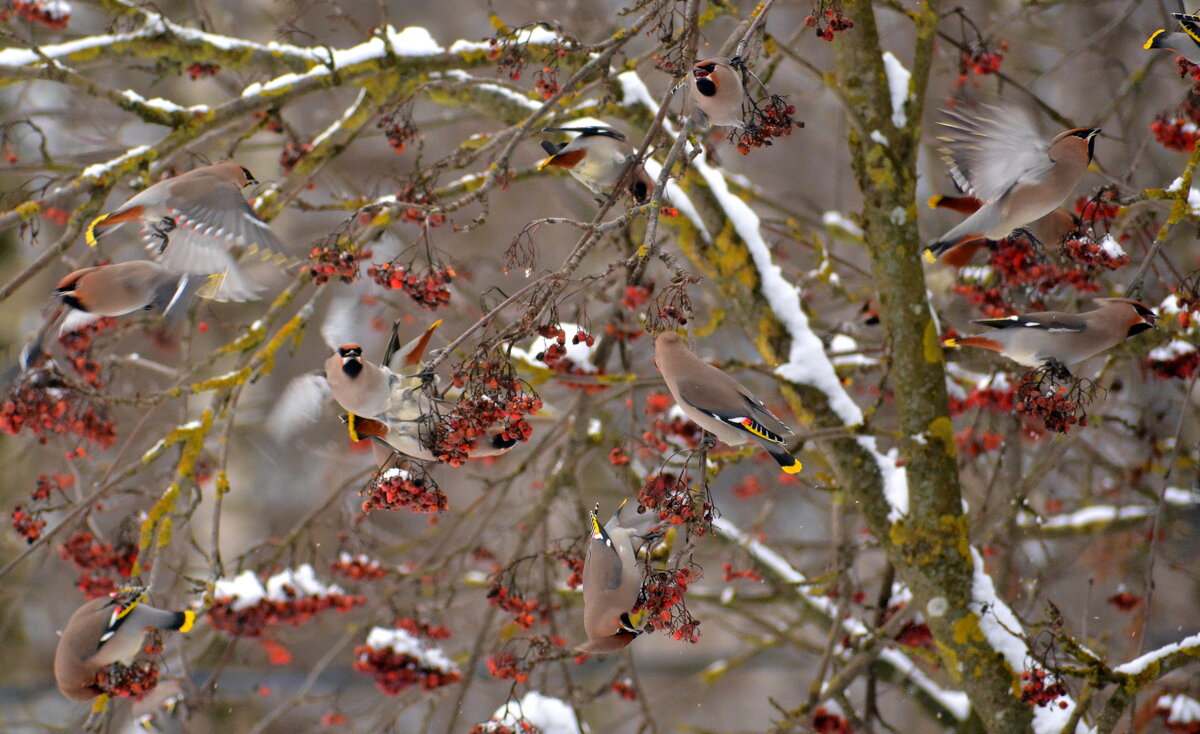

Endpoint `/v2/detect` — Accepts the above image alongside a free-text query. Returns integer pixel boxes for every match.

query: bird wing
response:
[589,513,625,591]
[937,104,1053,203]
[1171,13,1200,46]
[675,372,792,442]
[266,373,331,441]
[96,589,147,646]
[972,312,1087,332]
[542,126,627,141]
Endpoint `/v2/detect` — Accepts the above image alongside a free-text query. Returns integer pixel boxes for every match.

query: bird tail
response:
[943,336,1003,352]
[86,206,144,247]
[927,194,983,215]
[131,604,196,633]
[765,444,803,475]
[1144,29,1169,50]
[924,233,985,263]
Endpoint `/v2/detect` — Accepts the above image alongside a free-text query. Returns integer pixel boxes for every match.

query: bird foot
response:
[1043,358,1073,380]
[700,432,717,450]
[151,216,177,255]
[1013,228,1044,253]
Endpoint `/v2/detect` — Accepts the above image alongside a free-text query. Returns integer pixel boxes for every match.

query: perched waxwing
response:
[538,126,654,204]
[924,194,1077,267]
[1145,14,1200,65]
[654,331,802,474]
[269,316,442,444]
[54,587,195,702]
[944,298,1157,372]
[686,57,745,128]
[926,104,1098,258]
[578,501,646,654]
[86,162,287,301]
[54,260,192,333]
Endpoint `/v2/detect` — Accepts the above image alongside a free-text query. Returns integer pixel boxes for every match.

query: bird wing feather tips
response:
[1172,13,1200,45]
[973,313,1086,332]
[589,512,624,591]
[937,104,1051,203]
[98,589,148,644]
[266,373,331,441]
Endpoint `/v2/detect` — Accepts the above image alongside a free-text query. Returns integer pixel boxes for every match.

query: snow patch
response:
[478,692,586,734]
[213,570,267,612]
[881,52,911,128]
[363,626,457,672]
[1114,631,1200,675]
[822,211,863,237]
[1149,340,1197,361]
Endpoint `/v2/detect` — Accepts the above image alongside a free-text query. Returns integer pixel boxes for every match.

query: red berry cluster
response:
[1019,668,1069,708]
[721,562,761,583]
[396,617,453,640]
[805,6,853,41]
[486,584,551,629]
[533,67,560,99]
[279,140,310,174]
[252,109,284,133]
[59,316,117,389]
[1151,86,1200,153]
[952,234,1097,318]
[186,63,219,80]
[487,37,527,81]
[734,95,799,155]
[1179,57,1200,85]
[367,262,454,310]
[468,722,536,734]
[1156,695,1200,733]
[947,378,1015,416]
[330,553,388,580]
[532,325,604,391]
[305,244,371,285]
[638,472,710,530]
[59,530,139,599]
[955,41,1006,88]
[425,357,541,465]
[353,645,461,695]
[1015,368,1095,434]
[207,587,365,638]
[96,661,159,700]
[621,284,653,309]
[955,427,1004,457]
[484,651,530,682]
[558,553,584,589]
[32,472,73,501]
[14,0,70,29]
[645,281,694,329]
[360,468,448,514]
[732,475,764,499]
[812,707,853,734]
[638,566,701,643]
[10,506,45,543]
[1057,235,1129,270]
[1106,590,1142,611]
[1146,342,1199,380]
[391,185,446,227]
[0,368,117,448]
[377,108,417,153]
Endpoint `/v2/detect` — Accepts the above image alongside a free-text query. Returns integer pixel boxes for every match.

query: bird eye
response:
[241,167,258,184]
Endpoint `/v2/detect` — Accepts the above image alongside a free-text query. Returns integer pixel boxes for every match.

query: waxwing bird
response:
[538,126,654,204]
[654,331,802,474]
[86,161,287,301]
[269,314,442,442]
[54,260,193,333]
[944,298,1157,372]
[926,104,1098,259]
[54,587,195,702]
[578,501,646,655]
[345,413,520,464]
[924,194,1077,267]
[1145,14,1200,65]
[686,57,745,128]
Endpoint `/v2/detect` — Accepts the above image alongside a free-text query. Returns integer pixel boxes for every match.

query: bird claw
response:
[1013,227,1044,253]
[1044,358,1072,380]
[700,432,717,450]
[151,216,177,255]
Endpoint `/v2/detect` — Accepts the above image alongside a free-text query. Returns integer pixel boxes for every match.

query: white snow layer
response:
[822,211,864,237]
[478,691,586,734]
[881,52,911,128]
[363,626,457,673]
[213,570,267,611]
[1098,233,1125,258]
[1157,694,1200,724]
[1113,630,1200,675]
[1149,340,1197,361]
[214,564,343,610]
[1021,487,1200,530]
[510,321,599,373]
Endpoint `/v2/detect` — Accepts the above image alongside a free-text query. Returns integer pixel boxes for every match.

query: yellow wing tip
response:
[179,609,196,633]
[926,195,943,209]
[589,512,603,537]
[923,249,938,264]
[1144,29,1165,49]
[347,413,360,443]
[537,156,556,171]
[782,460,803,475]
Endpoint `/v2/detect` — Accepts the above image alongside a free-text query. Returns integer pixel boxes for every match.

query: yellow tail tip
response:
[781,460,803,475]
[537,156,555,171]
[178,609,196,633]
[943,338,960,348]
[85,214,109,247]
[926,195,943,209]
[429,319,443,330]
[923,249,937,264]
[1144,29,1165,50]
[347,413,360,443]
[91,693,111,713]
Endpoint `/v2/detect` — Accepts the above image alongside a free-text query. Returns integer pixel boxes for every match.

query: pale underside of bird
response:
[654,331,802,474]
[86,162,289,302]
[54,587,194,702]
[944,298,1157,371]
[53,260,195,333]
[1145,13,1200,65]
[538,125,654,204]
[578,500,651,654]
[926,104,1098,258]
[923,194,1077,267]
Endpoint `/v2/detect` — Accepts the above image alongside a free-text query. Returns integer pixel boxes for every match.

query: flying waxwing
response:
[578,501,646,654]
[54,587,195,702]
[54,260,193,333]
[346,413,520,464]
[270,314,442,442]
[924,194,1077,267]
[926,104,1098,259]
[944,298,1157,372]
[686,57,746,128]
[654,331,802,474]
[86,161,287,301]
[1145,13,1200,65]
[538,126,654,204]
